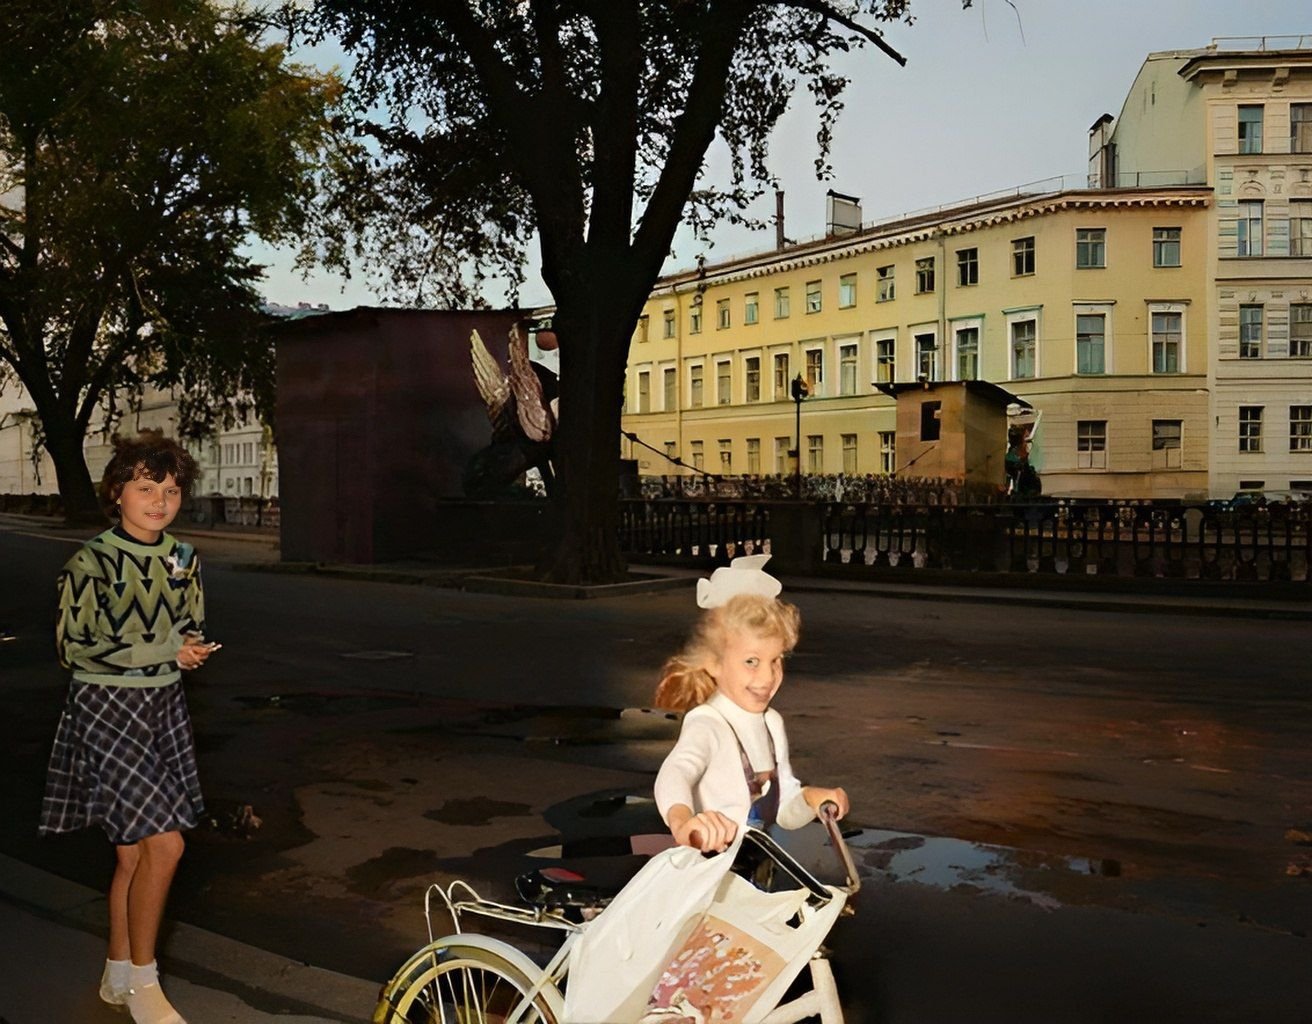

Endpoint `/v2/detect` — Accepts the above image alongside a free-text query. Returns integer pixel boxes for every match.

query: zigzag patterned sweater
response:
[57,529,206,688]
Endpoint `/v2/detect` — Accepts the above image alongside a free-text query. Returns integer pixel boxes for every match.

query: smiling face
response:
[712,628,787,714]
[116,468,182,543]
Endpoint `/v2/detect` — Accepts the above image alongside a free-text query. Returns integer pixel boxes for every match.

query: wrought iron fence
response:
[619,499,1311,583]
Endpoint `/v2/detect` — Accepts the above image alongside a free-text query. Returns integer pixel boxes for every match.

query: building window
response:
[746,438,761,475]
[637,316,650,343]
[664,441,677,463]
[774,287,790,319]
[805,280,822,314]
[1237,200,1263,257]
[807,434,824,473]
[876,265,895,302]
[1076,420,1107,469]
[1291,201,1312,258]
[716,360,731,405]
[744,292,759,325]
[875,337,895,383]
[805,348,823,392]
[1292,407,1312,452]
[690,440,704,471]
[690,305,702,333]
[1076,314,1105,374]
[243,442,253,463]
[1293,103,1312,154]
[1291,304,1312,357]
[716,298,730,329]
[1239,406,1263,453]
[637,371,651,413]
[1153,227,1182,268]
[662,309,675,339]
[689,364,704,407]
[1151,311,1182,373]
[838,273,857,308]
[1153,419,1182,469]
[1076,228,1106,269]
[719,439,732,471]
[956,247,978,286]
[775,436,791,474]
[841,433,857,474]
[1012,236,1035,276]
[1011,320,1036,379]
[915,257,935,294]
[955,326,979,381]
[879,431,896,474]
[745,356,761,402]
[920,401,941,442]
[1238,104,1263,154]
[839,343,858,395]
[915,332,938,381]
[773,353,789,400]
[1239,305,1263,359]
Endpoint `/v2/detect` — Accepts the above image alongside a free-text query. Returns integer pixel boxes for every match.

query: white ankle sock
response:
[127,962,186,1024]
[100,958,132,1003]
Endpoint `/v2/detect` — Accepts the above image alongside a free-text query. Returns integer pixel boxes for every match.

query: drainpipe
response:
[937,230,948,377]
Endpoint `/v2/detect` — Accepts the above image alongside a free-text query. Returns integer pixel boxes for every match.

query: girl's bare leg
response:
[127,831,184,966]
[109,842,142,961]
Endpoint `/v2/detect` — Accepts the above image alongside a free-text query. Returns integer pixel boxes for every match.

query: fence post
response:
[766,503,823,575]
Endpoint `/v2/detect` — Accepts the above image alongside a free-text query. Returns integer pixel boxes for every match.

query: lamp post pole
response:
[790,373,809,499]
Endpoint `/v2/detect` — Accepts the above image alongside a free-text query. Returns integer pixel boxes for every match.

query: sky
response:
[251,1,1312,310]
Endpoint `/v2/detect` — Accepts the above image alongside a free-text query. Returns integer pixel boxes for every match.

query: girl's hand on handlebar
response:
[673,810,738,853]
[803,786,850,821]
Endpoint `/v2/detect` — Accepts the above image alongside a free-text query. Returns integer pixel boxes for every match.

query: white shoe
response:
[99,963,129,1010]
[126,981,187,1024]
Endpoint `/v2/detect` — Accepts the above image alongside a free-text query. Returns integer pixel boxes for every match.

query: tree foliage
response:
[292,1,952,581]
[0,0,345,517]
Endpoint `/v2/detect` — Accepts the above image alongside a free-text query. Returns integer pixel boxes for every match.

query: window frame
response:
[804,345,825,394]
[1291,406,1312,452]
[956,247,979,287]
[951,319,982,382]
[662,366,677,411]
[1238,104,1264,155]
[1291,304,1312,358]
[1238,406,1263,453]
[874,334,896,384]
[688,362,704,408]
[1149,304,1185,374]
[841,433,858,474]
[915,256,935,294]
[772,352,790,401]
[1293,103,1312,154]
[913,329,939,382]
[744,292,760,325]
[636,369,651,413]
[1239,304,1263,359]
[1076,420,1108,470]
[662,309,676,339]
[1075,227,1106,269]
[838,273,857,309]
[1009,317,1037,380]
[746,437,761,475]
[806,434,824,474]
[876,264,895,302]
[744,355,762,403]
[805,280,822,314]
[1153,227,1182,268]
[774,286,790,319]
[838,342,859,396]
[1290,200,1312,258]
[879,430,896,475]
[1237,200,1264,257]
[715,358,732,405]
[1012,236,1036,277]
[716,297,731,330]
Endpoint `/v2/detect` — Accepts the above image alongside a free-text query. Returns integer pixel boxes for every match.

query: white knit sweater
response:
[654,692,814,830]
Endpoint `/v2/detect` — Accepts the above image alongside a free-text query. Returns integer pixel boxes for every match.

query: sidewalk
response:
[0,855,377,1023]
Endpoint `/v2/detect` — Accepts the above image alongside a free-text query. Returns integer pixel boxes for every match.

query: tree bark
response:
[541,295,632,584]
[40,407,104,526]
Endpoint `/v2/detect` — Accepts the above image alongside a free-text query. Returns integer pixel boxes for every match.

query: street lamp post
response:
[790,373,809,499]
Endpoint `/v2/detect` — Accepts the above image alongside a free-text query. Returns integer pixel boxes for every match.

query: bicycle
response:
[373,804,861,1024]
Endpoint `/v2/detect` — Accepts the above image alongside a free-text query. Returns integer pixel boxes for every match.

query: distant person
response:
[652,555,848,852]
[39,431,218,1024]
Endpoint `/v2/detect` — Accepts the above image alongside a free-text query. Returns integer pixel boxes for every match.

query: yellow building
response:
[622,36,1312,502]
[623,184,1212,498]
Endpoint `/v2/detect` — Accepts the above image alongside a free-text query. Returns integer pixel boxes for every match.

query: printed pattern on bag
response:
[647,915,786,1022]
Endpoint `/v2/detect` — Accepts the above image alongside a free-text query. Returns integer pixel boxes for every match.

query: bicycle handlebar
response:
[818,802,861,896]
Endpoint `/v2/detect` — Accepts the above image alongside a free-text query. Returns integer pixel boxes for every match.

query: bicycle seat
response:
[515,853,648,921]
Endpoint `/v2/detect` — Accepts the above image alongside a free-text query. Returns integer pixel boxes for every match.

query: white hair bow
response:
[696,554,783,609]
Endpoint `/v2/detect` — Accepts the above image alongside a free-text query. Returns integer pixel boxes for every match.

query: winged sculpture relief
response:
[465,324,559,498]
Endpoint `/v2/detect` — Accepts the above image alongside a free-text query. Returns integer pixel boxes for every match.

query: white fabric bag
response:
[563,831,846,1024]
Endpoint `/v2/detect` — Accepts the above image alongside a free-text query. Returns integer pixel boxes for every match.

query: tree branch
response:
[772,0,908,66]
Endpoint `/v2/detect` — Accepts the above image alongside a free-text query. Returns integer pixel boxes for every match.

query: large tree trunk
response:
[41,410,103,526]
[541,298,632,584]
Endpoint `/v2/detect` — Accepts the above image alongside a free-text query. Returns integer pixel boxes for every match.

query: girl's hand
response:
[178,636,219,671]
[803,786,850,821]
[669,806,738,853]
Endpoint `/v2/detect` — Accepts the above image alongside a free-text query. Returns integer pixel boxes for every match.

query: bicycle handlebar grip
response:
[818,800,839,820]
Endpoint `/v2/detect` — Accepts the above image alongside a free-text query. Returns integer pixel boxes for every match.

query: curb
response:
[0,854,378,1021]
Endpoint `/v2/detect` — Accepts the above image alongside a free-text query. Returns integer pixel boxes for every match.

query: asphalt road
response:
[2,518,1310,1023]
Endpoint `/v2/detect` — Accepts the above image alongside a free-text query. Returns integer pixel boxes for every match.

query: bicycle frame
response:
[387,810,859,1024]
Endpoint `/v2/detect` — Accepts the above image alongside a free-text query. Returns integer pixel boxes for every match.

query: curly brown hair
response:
[99,430,199,518]
[653,594,801,712]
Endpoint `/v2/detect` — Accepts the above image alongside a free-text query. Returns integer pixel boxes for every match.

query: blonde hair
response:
[653,594,801,712]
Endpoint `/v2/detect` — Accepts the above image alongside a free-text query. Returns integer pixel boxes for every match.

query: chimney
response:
[775,190,786,250]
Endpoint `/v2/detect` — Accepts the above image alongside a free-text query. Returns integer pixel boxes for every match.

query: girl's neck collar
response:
[708,690,768,720]
[108,525,168,550]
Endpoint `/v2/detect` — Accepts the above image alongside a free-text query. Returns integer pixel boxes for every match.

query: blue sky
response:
[252,2,1311,309]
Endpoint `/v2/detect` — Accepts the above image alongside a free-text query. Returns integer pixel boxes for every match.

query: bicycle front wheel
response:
[374,941,561,1024]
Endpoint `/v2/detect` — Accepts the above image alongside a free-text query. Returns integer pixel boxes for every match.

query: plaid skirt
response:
[40,680,204,845]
